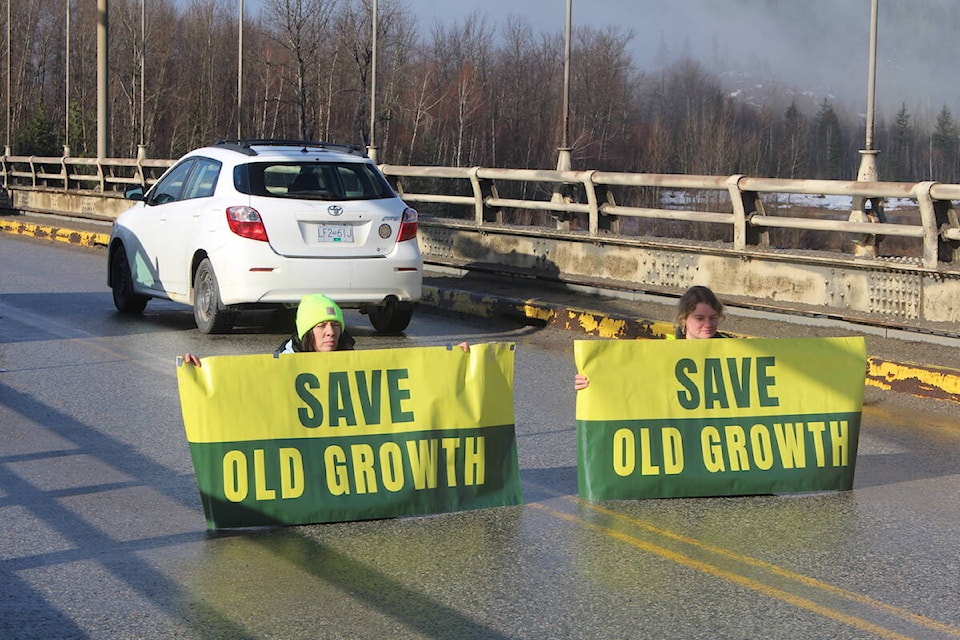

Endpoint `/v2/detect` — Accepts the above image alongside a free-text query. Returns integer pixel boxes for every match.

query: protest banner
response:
[574,337,866,500]
[176,343,521,528]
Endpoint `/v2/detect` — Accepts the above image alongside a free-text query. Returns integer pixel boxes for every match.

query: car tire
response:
[110,246,149,314]
[193,258,235,334]
[367,301,414,333]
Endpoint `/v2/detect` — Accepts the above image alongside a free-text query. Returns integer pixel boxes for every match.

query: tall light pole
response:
[97,0,109,159]
[138,0,145,158]
[65,0,71,155]
[237,0,243,139]
[857,0,879,182]
[5,0,11,155]
[556,0,572,172]
[851,0,881,259]
[551,0,573,226]
[367,0,378,163]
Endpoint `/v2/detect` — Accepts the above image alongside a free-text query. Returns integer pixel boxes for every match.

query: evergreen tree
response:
[890,103,914,181]
[16,106,60,157]
[780,102,807,178]
[932,105,959,182]
[813,99,843,179]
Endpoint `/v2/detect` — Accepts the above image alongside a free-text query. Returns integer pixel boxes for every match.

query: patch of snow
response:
[659,190,915,211]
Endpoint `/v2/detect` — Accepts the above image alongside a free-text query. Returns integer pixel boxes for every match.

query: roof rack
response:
[213,139,368,158]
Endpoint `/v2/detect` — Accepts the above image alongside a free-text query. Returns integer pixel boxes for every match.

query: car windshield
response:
[233,162,395,200]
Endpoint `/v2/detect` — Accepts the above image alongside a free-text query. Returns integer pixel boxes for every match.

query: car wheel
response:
[193,258,235,334]
[367,301,414,333]
[110,246,148,314]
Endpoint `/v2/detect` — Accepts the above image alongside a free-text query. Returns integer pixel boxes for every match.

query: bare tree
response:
[334,0,376,146]
[492,17,558,169]
[264,0,339,140]
[779,102,808,179]
[426,13,493,167]
[570,25,638,168]
[5,0,55,152]
[374,1,418,160]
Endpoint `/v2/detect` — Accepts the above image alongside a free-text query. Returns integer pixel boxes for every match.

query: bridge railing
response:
[0,154,173,194]
[3,153,960,271]
[380,164,960,271]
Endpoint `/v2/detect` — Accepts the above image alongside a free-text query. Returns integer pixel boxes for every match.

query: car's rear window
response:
[233,162,396,200]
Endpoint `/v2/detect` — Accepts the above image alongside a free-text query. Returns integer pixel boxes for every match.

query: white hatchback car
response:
[108,140,422,333]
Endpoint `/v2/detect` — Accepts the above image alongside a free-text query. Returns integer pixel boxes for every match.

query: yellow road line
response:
[529,499,960,640]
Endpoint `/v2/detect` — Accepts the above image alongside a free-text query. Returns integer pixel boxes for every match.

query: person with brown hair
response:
[574,285,728,390]
[669,285,729,340]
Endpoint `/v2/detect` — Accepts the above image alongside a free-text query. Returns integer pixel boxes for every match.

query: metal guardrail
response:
[0,154,174,194]
[380,165,960,271]
[2,153,960,272]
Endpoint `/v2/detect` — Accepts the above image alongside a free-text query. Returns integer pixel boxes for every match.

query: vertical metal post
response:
[237,0,243,139]
[851,0,881,258]
[551,0,573,228]
[5,0,11,155]
[97,0,109,159]
[65,0,71,154]
[366,0,378,163]
[138,0,145,155]
[556,0,572,172]
[856,0,879,182]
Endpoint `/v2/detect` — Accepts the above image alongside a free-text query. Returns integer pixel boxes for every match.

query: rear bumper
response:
[210,243,423,307]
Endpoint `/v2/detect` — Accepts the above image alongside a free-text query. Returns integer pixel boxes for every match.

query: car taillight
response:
[226,206,269,242]
[397,207,418,242]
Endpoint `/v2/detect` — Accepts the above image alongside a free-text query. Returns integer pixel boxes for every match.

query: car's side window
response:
[182,158,221,200]
[148,159,196,205]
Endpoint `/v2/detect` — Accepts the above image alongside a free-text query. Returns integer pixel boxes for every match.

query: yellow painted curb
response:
[1,219,110,247]
[866,357,960,402]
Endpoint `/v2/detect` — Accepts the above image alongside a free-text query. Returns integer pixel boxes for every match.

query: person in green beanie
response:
[182,294,354,366]
[273,293,355,355]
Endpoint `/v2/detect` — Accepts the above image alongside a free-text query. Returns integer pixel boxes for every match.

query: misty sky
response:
[239,0,958,125]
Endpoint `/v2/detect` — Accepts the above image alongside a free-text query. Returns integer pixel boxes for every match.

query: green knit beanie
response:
[296,294,344,340]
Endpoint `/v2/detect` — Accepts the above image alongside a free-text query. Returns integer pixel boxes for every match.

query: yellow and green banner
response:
[574,337,866,500]
[176,343,521,529]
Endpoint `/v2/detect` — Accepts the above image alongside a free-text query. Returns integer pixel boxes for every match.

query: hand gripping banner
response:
[177,343,521,528]
[574,337,867,500]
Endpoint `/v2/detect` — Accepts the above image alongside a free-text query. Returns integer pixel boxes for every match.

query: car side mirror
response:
[124,186,145,201]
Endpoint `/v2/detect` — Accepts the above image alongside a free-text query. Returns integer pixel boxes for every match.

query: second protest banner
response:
[574,337,867,500]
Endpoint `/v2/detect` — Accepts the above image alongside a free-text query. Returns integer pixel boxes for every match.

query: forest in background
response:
[3,0,959,184]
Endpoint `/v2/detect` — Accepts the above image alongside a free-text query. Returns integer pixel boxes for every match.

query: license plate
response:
[317,224,354,243]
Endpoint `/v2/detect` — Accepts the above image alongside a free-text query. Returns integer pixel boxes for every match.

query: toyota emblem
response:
[327,205,344,217]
